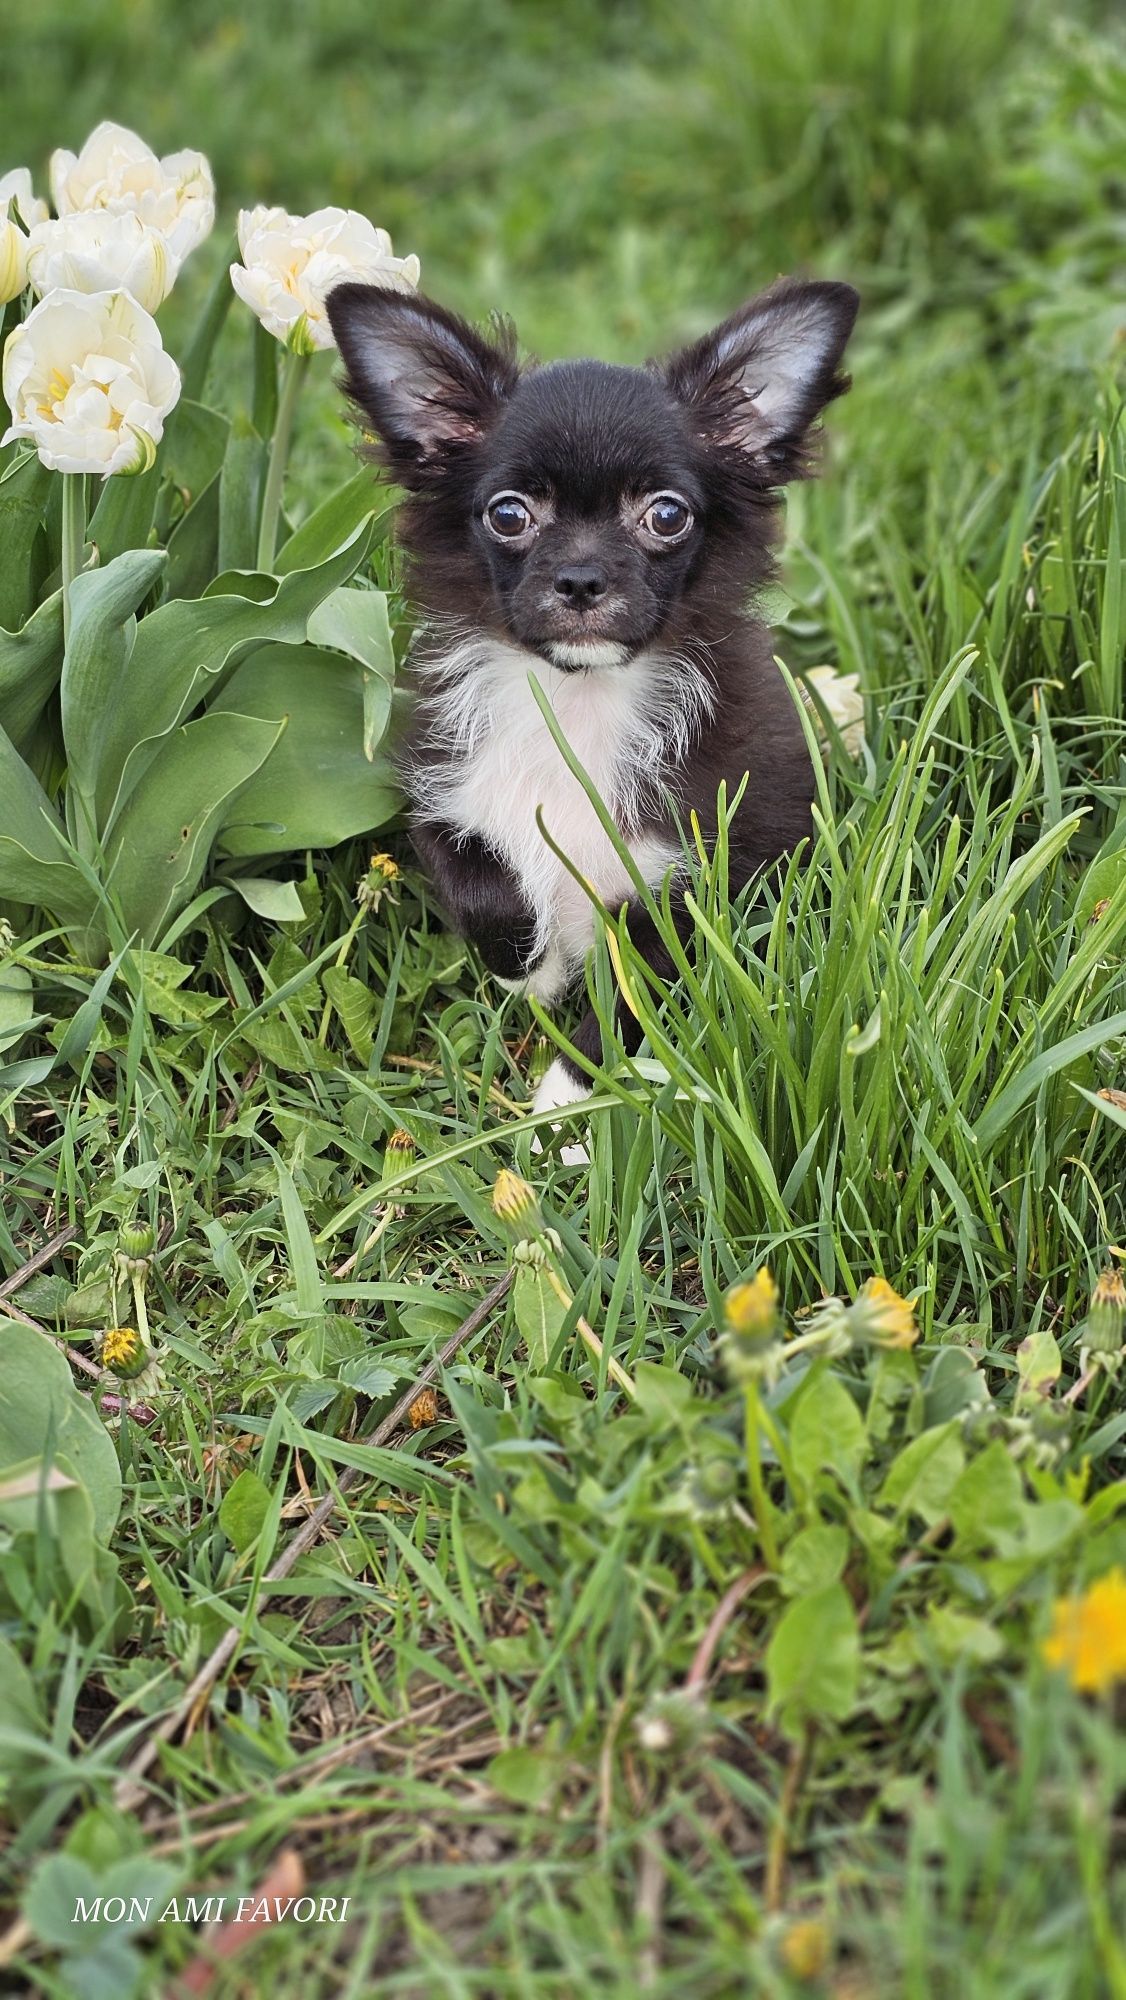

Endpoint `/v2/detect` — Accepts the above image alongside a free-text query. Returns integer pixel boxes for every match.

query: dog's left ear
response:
[661,279,858,477]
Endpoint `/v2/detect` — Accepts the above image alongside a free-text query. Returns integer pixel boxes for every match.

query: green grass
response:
[3,2,1126,1995]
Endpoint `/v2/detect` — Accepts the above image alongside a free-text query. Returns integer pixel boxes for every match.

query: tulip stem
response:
[257,348,305,573]
[61,473,87,649]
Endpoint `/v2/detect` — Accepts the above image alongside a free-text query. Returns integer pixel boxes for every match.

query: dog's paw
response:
[530,1058,591,1166]
[495,946,570,1007]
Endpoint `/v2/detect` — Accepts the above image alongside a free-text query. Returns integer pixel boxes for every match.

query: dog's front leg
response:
[411,820,561,991]
[531,888,691,1158]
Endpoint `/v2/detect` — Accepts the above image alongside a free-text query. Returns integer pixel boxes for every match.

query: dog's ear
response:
[325,284,519,483]
[661,280,858,479]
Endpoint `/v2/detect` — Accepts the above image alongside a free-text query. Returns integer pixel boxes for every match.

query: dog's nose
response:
[553,562,608,608]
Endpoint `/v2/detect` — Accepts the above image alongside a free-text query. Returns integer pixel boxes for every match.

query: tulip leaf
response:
[0,722,92,923]
[0,1322,122,1542]
[275,471,388,575]
[87,460,162,568]
[163,470,222,601]
[98,521,375,838]
[0,455,51,631]
[218,421,267,573]
[212,643,399,856]
[224,874,306,922]
[60,549,169,851]
[101,710,285,944]
[0,589,64,753]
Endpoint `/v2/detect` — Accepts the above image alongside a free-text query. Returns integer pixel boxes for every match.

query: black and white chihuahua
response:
[326,277,858,1146]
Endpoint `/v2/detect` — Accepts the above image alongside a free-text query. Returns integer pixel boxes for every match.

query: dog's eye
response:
[640,493,694,542]
[484,493,536,542]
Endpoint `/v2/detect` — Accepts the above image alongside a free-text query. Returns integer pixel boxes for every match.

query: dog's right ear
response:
[325,285,519,485]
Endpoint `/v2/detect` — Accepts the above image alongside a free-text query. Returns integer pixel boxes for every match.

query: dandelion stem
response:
[131,1269,150,1353]
[61,473,86,648]
[744,1381,779,1569]
[256,348,305,572]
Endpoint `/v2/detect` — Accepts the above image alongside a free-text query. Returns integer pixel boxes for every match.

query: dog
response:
[325,276,858,1149]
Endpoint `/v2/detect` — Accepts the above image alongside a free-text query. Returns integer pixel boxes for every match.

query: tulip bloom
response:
[804,665,867,759]
[50,121,214,267]
[1,169,48,306]
[231,204,419,353]
[1,288,181,477]
[26,211,176,313]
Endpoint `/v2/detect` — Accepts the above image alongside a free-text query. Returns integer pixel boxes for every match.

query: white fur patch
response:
[547,639,629,669]
[531,1058,592,1165]
[409,635,712,978]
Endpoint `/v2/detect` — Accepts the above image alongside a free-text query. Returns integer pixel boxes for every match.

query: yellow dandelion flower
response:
[102,1326,139,1367]
[369,852,399,881]
[1042,1568,1126,1694]
[853,1275,919,1348]
[724,1269,780,1348]
[779,1917,831,1982]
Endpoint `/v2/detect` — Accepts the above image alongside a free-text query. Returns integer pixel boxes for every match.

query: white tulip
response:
[231,204,420,352]
[1,288,181,477]
[0,169,49,307]
[804,666,867,759]
[0,219,27,306]
[0,168,48,229]
[25,211,175,313]
[50,121,214,266]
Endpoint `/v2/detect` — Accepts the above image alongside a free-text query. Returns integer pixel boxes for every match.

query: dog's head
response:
[326,278,858,670]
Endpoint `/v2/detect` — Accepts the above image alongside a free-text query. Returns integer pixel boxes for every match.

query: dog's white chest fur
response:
[411,638,711,996]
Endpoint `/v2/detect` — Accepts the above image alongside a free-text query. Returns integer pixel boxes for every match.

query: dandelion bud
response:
[720,1269,783,1383]
[116,1221,155,1276]
[384,1127,416,1172]
[779,1917,831,1982]
[1082,1267,1126,1358]
[528,1035,553,1087]
[492,1168,543,1233]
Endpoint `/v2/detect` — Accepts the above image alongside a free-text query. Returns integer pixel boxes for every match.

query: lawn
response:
[2,2,1126,1995]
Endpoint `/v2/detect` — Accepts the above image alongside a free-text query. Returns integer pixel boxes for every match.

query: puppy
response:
[326,277,858,1141]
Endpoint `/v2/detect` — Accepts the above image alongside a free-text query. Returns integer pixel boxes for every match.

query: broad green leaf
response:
[780,1523,849,1597]
[100,711,283,945]
[307,586,395,760]
[0,454,50,630]
[212,643,399,856]
[218,1468,272,1553]
[321,963,377,1062]
[218,421,267,573]
[1015,1327,1062,1411]
[0,1322,121,1540]
[0,958,35,1056]
[162,469,220,600]
[86,455,161,566]
[765,1583,860,1737]
[103,520,375,834]
[60,548,168,845]
[513,1263,569,1370]
[924,1604,1003,1666]
[335,1357,403,1398]
[275,470,385,575]
[225,874,306,922]
[633,1359,697,1424]
[0,722,92,924]
[947,1440,1026,1548]
[0,588,63,751]
[486,1745,560,1807]
[790,1370,868,1494]
[879,1421,965,1525]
